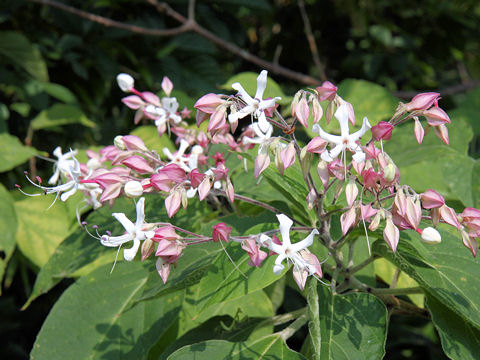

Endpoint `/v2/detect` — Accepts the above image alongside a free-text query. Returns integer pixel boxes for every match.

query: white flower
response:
[48,147,78,185]
[162,139,192,172]
[259,214,319,275]
[228,70,281,133]
[312,104,371,163]
[100,197,155,261]
[421,227,441,244]
[117,73,134,92]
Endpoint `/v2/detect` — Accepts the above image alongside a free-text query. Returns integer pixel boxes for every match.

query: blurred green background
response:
[1,0,480,358]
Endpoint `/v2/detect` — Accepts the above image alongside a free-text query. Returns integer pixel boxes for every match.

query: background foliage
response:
[1,0,480,359]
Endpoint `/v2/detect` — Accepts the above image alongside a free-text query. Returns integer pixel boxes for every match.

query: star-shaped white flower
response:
[101,197,155,261]
[228,70,281,133]
[312,104,371,163]
[48,147,78,185]
[162,139,192,172]
[259,214,319,275]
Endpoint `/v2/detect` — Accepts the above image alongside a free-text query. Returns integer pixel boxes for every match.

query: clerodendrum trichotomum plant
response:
[22,71,480,359]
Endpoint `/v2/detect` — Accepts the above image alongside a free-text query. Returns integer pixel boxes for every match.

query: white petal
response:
[335,104,350,136]
[101,233,133,247]
[123,238,140,261]
[232,83,254,104]
[178,139,190,156]
[290,229,318,253]
[257,113,271,133]
[255,70,268,100]
[112,212,135,233]
[258,97,280,111]
[315,124,341,144]
[327,144,344,159]
[60,184,77,201]
[349,117,372,142]
[352,151,366,163]
[276,214,293,246]
[135,197,146,229]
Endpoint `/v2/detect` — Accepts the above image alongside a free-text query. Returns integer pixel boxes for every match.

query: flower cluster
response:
[19,70,479,289]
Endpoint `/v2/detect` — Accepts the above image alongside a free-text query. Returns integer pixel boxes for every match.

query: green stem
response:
[279,312,309,341]
[348,255,377,275]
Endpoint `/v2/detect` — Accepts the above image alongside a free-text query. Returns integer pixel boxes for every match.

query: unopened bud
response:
[291,91,302,117]
[368,211,382,231]
[116,73,134,92]
[326,101,335,124]
[345,180,358,207]
[141,238,155,261]
[114,135,126,150]
[86,157,102,170]
[420,227,441,244]
[383,163,396,182]
[124,180,144,198]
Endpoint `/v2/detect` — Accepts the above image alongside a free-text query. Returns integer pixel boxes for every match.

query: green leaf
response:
[337,79,399,125]
[191,242,284,314]
[222,72,289,105]
[167,335,306,359]
[0,133,40,172]
[30,104,95,130]
[14,192,76,268]
[40,82,78,104]
[374,258,423,308]
[307,281,321,360]
[373,225,480,329]
[31,262,184,360]
[316,286,388,359]
[0,31,48,81]
[130,125,175,153]
[427,294,480,360]
[0,184,17,290]
[317,286,388,358]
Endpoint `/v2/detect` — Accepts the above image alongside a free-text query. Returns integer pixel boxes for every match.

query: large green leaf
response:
[373,225,480,329]
[14,192,76,268]
[30,104,95,130]
[0,184,17,290]
[0,133,40,172]
[0,31,48,81]
[338,79,399,125]
[427,294,480,360]
[191,242,284,314]
[316,286,388,359]
[167,335,306,359]
[31,261,184,360]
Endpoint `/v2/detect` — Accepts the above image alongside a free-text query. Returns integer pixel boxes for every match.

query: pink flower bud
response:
[241,238,267,267]
[317,160,329,188]
[196,110,210,127]
[165,190,181,218]
[156,258,170,284]
[226,177,235,203]
[290,91,302,117]
[301,250,323,277]
[405,197,421,230]
[404,92,440,112]
[154,226,180,241]
[121,95,145,110]
[421,189,445,209]
[160,163,187,183]
[150,173,173,192]
[306,188,316,210]
[295,98,310,127]
[122,135,148,152]
[161,76,173,97]
[292,267,308,291]
[316,81,337,102]
[212,223,232,242]
[371,121,394,141]
[383,217,399,252]
[100,183,123,202]
[155,239,183,257]
[345,180,358,207]
[141,92,161,107]
[414,117,425,144]
[423,107,451,126]
[254,152,270,179]
[207,109,227,133]
[141,238,155,261]
[312,97,323,124]
[434,124,449,145]
[121,156,154,174]
[439,205,461,229]
[194,93,224,114]
[198,177,212,200]
[340,207,357,235]
[279,142,296,174]
[325,101,335,124]
[189,168,205,188]
[460,229,478,257]
[361,203,378,222]
[328,159,345,181]
[462,207,480,222]
[306,137,327,154]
